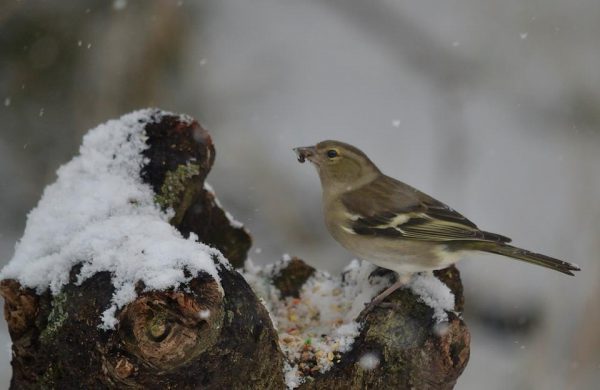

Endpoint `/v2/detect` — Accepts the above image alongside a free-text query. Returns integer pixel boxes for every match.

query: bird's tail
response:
[467,242,580,276]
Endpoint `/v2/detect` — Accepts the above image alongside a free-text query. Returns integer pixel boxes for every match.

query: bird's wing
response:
[340,176,511,243]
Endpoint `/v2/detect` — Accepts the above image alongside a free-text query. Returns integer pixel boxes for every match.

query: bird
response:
[293,140,580,313]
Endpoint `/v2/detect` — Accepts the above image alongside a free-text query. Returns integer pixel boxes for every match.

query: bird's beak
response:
[293,146,316,163]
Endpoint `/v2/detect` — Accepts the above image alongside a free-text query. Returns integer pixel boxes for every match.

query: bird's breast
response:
[322,198,461,273]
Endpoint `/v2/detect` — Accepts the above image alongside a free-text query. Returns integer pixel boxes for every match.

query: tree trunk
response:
[1,111,469,389]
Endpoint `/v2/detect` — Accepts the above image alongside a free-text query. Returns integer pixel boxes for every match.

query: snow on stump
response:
[0,110,469,389]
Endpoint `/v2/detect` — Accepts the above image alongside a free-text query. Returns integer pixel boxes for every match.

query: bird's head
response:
[293,140,380,192]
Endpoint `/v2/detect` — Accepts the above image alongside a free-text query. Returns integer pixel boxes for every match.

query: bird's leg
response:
[358,273,411,321]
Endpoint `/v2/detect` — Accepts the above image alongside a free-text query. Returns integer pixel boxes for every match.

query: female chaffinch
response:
[294,140,579,311]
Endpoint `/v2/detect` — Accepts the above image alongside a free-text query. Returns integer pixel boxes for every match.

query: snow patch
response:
[242,258,388,389]
[0,109,225,330]
[283,362,302,389]
[409,272,455,323]
[359,352,380,370]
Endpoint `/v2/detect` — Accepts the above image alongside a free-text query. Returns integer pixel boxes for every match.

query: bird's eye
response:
[326,149,338,158]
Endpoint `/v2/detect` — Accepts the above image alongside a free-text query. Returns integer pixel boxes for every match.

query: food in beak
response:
[293,146,314,164]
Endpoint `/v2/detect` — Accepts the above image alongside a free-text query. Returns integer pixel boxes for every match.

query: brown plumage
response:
[294,140,580,277]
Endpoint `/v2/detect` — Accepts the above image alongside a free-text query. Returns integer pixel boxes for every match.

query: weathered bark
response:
[300,266,469,390]
[1,110,469,389]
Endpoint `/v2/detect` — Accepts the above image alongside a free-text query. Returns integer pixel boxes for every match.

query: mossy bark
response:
[1,110,469,389]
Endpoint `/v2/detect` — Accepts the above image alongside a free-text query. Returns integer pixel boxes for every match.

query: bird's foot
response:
[357,298,403,322]
[357,276,409,323]
[357,300,379,322]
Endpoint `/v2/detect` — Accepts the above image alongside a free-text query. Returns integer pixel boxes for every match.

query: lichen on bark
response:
[39,291,68,343]
[154,161,200,224]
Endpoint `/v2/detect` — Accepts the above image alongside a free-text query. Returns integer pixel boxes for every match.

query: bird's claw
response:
[357,300,400,323]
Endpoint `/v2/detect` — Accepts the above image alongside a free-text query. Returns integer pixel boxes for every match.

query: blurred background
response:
[1,0,599,388]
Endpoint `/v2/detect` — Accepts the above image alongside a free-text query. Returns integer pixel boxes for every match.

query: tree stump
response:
[1,110,469,389]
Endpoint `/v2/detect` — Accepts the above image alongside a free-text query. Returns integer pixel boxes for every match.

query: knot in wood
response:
[115,278,223,372]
